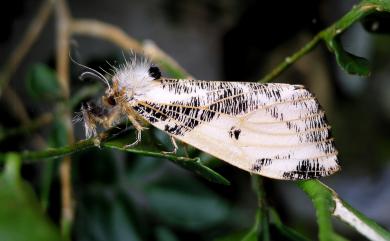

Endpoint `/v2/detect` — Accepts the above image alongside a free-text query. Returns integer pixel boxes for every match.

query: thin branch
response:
[70,19,190,77]
[259,35,321,83]
[0,113,53,142]
[333,194,390,241]
[70,19,143,52]
[298,180,390,241]
[0,126,230,186]
[259,0,386,83]
[55,0,75,238]
[0,0,53,125]
[1,86,31,124]
[251,175,270,240]
[0,0,53,96]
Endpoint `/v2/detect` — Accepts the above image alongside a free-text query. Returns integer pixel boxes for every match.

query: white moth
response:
[76,57,340,180]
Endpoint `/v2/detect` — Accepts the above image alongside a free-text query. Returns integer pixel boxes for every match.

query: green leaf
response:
[48,117,68,148]
[144,176,230,230]
[25,63,60,101]
[0,153,62,241]
[326,37,371,76]
[103,128,230,185]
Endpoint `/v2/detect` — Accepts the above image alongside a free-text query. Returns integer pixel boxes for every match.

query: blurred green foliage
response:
[26,63,60,101]
[0,154,62,241]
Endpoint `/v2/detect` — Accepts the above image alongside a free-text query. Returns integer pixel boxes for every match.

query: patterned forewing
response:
[132,79,340,180]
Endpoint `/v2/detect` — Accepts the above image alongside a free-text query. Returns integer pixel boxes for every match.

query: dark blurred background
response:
[1,0,390,240]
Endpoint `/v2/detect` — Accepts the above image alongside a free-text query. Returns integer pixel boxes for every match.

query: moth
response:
[75,56,340,180]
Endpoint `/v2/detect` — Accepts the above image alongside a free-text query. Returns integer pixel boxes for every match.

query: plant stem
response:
[298,180,390,241]
[251,175,270,240]
[55,0,74,238]
[259,35,322,83]
[259,0,390,83]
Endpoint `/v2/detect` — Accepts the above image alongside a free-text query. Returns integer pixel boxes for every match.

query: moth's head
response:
[102,88,117,107]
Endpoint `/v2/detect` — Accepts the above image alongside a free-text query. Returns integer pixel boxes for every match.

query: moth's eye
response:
[107,96,116,106]
[148,66,161,80]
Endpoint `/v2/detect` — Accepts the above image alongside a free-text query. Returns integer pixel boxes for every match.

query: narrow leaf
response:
[25,63,60,101]
[326,37,371,76]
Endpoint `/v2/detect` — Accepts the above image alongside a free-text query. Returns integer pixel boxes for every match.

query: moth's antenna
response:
[99,66,113,77]
[79,71,107,82]
[105,60,118,74]
[69,53,112,91]
[121,49,129,66]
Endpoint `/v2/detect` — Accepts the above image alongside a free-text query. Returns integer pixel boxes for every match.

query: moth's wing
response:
[133,79,340,180]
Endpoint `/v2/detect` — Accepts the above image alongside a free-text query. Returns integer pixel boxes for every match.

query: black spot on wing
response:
[228,126,241,140]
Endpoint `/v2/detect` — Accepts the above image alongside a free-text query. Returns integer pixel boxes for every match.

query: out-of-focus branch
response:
[55,0,74,238]
[70,19,190,78]
[0,0,53,126]
[2,87,31,124]
[0,113,53,142]
[0,0,53,96]
[70,19,143,52]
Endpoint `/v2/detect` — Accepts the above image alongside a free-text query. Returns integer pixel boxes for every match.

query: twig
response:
[0,0,53,96]
[1,86,31,124]
[55,0,74,238]
[70,19,190,77]
[259,35,321,83]
[0,126,230,186]
[298,180,390,241]
[251,175,270,240]
[259,0,386,83]
[0,0,53,125]
[0,113,53,142]
[70,19,143,52]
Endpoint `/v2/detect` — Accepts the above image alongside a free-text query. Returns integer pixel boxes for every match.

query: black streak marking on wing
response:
[251,158,273,172]
[133,79,336,161]
[281,158,338,180]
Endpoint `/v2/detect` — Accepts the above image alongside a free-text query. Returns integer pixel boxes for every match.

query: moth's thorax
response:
[112,60,155,96]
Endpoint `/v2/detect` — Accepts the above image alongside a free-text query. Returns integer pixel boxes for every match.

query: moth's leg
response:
[102,107,122,129]
[79,103,104,139]
[123,113,146,148]
[162,135,178,154]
